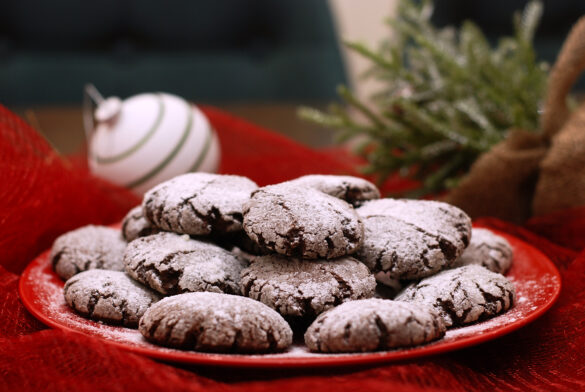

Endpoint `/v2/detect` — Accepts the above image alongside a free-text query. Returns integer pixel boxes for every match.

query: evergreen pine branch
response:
[297,107,344,128]
[517,1,543,44]
[299,0,547,196]
[336,85,388,130]
[343,41,395,70]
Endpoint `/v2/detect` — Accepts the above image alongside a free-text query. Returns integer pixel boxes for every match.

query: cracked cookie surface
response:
[304,298,446,353]
[240,254,376,320]
[395,265,515,327]
[285,175,380,206]
[139,292,293,353]
[356,199,472,280]
[122,206,161,242]
[51,225,127,280]
[64,269,161,327]
[142,173,258,235]
[124,232,248,295]
[451,228,513,274]
[243,184,364,259]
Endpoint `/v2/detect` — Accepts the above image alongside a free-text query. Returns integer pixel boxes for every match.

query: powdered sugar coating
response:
[51,225,127,280]
[121,206,161,242]
[139,292,293,353]
[305,299,446,353]
[286,175,380,206]
[240,255,376,319]
[243,184,364,259]
[395,265,516,327]
[356,199,472,279]
[142,173,258,235]
[451,228,513,273]
[124,232,248,295]
[64,269,161,327]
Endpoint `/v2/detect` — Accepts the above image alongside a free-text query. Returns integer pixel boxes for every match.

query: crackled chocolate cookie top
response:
[304,299,446,353]
[451,228,513,274]
[243,184,364,259]
[51,225,127,280]
[286,175,380,206]
[121,206,161,242]
[356,199,472,280]
[240,254,376,320]
[139,292,293,353]
[395,265,516,327]
[142,173,258,235]
[64,269,161,327]
[124,232,247,295]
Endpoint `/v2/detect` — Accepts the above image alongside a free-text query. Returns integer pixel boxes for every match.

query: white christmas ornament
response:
[85,88,221,195]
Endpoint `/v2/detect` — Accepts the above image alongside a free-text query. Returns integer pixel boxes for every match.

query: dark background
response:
[0,0,347,105]
[432,0,585,76]
[1,1,583,105]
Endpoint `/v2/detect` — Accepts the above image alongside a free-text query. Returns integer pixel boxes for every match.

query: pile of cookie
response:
[51,173,515,354]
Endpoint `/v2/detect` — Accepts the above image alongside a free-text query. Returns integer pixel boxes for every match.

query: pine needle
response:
[299,0,547,196]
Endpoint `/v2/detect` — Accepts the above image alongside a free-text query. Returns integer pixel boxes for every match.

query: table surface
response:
[12,103,336,155]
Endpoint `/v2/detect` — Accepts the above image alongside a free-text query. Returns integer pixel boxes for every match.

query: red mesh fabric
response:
[525,206,585,251]
[204,106,418,195]
[0,266,46,338]
[0,105,140,274]
[0,104,584,391]
[206,106,361,186]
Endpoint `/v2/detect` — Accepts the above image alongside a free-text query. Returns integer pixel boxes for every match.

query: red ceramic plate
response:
[19,229,561,368]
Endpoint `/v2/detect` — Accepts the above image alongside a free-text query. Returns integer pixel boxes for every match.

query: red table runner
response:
[1,104,584,391]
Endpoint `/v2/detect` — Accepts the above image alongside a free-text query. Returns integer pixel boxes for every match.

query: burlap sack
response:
[447,16,585,222]
[445,130,547,223]
[533,16,585,216]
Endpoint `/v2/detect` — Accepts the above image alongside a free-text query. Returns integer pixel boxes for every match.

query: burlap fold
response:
[533,106,585,215]
[445,130,547,223]
[449,15,585,221]
[532,15,585,216]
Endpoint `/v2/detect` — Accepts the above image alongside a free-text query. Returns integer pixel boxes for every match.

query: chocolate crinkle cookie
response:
[286,175,380,206]
[121,206,161,242]
[305,299,446,353]
[451,228,513,274]
[142,173,258,236]
[64,270,161,327]
[374,271,404,299]
[240,255,376,321]
[243,184,364,259]
[356,199,472,280]
[395,265,516,327]
[217,230,271,256]
[139,292,293,353]
[124,232,247,295]
[51,225,127,280]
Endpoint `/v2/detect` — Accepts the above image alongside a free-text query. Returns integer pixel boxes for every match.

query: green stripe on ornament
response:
[95,94,165,164]
[126,101,193,190]
[188,124,214,172]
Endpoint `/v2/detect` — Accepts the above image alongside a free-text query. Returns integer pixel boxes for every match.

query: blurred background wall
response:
[1,0,584,106]
[328,0,396,105]
[0,0,353,105]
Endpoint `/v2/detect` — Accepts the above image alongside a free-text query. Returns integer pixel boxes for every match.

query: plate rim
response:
[18,228,562,368]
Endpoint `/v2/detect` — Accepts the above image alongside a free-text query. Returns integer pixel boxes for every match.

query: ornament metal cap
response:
[95,97,122,123]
